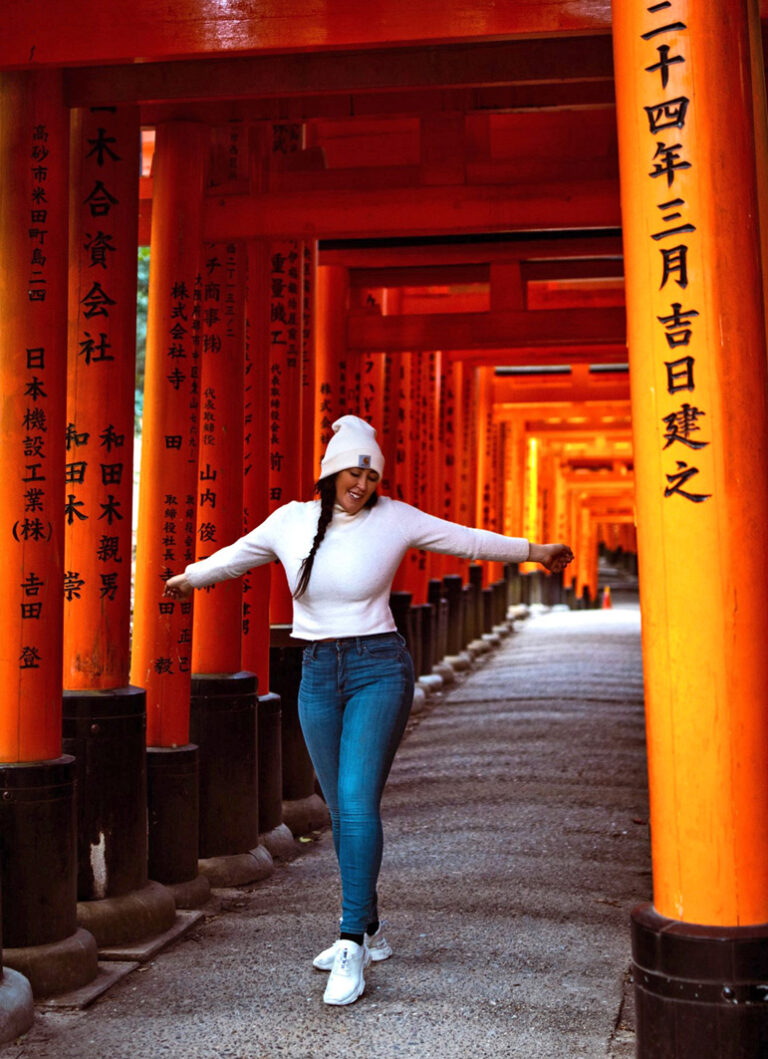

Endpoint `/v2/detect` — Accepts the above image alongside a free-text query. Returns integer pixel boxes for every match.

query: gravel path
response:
[4,603,649,1059]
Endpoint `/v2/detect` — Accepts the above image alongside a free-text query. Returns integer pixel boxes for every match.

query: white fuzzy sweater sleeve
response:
[184,505,287,588]
[391,501,530,563]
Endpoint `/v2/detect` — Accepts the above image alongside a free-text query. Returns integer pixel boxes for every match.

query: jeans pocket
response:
[363,643,400,659]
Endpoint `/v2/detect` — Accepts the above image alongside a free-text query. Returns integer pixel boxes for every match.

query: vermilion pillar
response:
[0,68,99,997]
[521,435,541,576]
[242,240,295,858]
[188,238,270,885]
[267,239,302,626]
[567,489,583,602]
[409,352,430,604]
[62,106,174,937]
[313,265,347,476]
[424,351,443,577]
[613,1,768,1051]
[242,240,271,689]
[299,241,317,495]
[0,73,68,764]
[474,366,503,586]
[553,458,574,602]
[502,418,526,541]
[420,350,444,670]
[380,353,397,496]
[388,352,421,664]
[439,355,458,528]
[131,123,209,902]
[458,362,477,533]
[264,235,326,837]
[192,242,245,675]
[392,354,423,595]
[132,122,207,746]
[64,106,139,690]
[442,358,469,578]
[358,349,386,433]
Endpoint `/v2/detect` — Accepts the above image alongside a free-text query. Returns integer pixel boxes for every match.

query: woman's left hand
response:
[528,542,574,573]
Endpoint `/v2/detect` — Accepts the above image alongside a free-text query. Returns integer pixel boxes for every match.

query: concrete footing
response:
[432,661,455,684]
[3,928,98,999]
[165,874,211,910]
[76,880,176,948]
[282,794,330,837]
[260,823,298,861]
[97,909,204,963]
[38,961,138,1011]
[0,968,34,1044]
[198,845,274,888]
[444,651,473,671]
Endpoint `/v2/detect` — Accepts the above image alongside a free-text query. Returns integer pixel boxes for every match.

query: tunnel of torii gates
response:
[2,0,768,1052]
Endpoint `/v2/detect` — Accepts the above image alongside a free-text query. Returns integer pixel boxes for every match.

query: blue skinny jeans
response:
[298,632,415,936]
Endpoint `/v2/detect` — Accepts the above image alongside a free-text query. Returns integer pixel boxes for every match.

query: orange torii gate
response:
[2,3,768,1051]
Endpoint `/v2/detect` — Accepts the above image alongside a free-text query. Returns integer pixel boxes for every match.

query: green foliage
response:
[135,245,150,431]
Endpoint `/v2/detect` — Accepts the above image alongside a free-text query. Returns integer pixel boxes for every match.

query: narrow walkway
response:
[6,605,649,1059]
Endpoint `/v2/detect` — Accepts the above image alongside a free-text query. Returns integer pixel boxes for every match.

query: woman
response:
[164,414,573,1006]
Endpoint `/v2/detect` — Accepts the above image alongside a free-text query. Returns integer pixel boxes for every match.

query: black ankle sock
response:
[366,920,379,937]
[340,931,365,946]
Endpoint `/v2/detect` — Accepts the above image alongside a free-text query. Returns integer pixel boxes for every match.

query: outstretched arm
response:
[527,542,574,574]
[161,505,288,600]
[392,501,573,572]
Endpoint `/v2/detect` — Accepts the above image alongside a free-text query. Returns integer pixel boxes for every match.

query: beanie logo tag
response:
[358,454,371,468]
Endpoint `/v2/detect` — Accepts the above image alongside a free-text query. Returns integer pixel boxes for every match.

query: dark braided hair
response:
[293,472,379,600]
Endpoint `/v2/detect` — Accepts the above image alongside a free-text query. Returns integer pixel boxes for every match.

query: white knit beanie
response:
[319,415,385,480]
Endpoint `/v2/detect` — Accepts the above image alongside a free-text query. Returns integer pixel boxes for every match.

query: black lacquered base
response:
[269,630,315,803]
[146,745,200,885]
[632,903,768,1058]
[63,685,148,900]
[0,757,78,947]
[189,671,258,859]
[257,691,282,834]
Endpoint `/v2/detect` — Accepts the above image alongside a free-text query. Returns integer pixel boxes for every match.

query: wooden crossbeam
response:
[320,236,624,269]
[138,83,617,126]
[453,347,627,366]
[202,182,621,242]
[63,37,614,107]
[493,393,631,413]
[522,259,624,281]
[350,264,489,288]
[347,306,625,352]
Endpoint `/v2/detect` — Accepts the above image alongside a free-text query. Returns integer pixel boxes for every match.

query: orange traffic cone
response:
[602,585,612,609]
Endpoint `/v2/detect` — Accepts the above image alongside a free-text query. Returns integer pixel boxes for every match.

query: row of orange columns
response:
[4,29,768,1047]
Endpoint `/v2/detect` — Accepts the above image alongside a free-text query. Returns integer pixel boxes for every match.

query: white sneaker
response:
[366,921,393,962]
[323,940,367,1006]
[313,920,392,970]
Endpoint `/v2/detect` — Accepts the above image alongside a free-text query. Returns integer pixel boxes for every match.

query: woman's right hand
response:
[528,542,574,574]
[163,573,193,599]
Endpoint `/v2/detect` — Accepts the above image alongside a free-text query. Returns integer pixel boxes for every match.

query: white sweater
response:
[184,497,530,640]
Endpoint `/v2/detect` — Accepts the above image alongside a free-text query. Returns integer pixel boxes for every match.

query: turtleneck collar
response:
[332,502,369,521]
